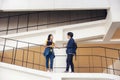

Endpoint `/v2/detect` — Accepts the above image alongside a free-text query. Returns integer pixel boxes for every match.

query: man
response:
[65,32,77,73]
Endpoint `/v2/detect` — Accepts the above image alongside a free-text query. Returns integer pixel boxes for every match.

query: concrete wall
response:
[109,0,120,22]
[0,63,51,80]
[1,0,109,11]
[0,62,119,80]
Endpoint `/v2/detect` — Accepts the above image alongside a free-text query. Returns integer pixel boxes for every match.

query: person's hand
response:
[57,47,61,49]
[55,46,60,49]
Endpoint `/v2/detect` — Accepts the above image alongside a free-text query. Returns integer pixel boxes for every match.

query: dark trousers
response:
[45,52,54,69]
[66,54,74,72]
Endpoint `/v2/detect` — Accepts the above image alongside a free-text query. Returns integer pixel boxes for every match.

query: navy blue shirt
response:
[66,38,76,54]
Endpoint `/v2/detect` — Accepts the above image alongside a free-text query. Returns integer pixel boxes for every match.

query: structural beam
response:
[103,22,120,41]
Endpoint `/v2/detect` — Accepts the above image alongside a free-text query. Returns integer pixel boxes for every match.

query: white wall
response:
[0,0,2,9]
[109,0,120,22]
[0,62,119,80]
[1,0,109,11]
[54,48,66,72]
[0,63,51,80]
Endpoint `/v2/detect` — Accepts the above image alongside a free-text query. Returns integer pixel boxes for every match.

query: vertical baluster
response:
[112,59,115,75]
[26,43,29,67]
[11,48,14,64]
[6,16,10,35]
[26,13,29,31]
[104,48,108,74]
[39,46,41,70]
[22,50,24,66]
[1,38,7,62]
[32,52,35,69]
[13,41,18,64]
[91,48,94,72]
[101,56,103,72]
[37,12,39,30]
[88,55,90,72]
[118,50,120,61]
[16,15,19,33]
[78,48,80,72]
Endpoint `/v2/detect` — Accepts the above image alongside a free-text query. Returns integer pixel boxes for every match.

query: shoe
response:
[64,71,69,73]
[50,69,53,72]
[71,72,74,73]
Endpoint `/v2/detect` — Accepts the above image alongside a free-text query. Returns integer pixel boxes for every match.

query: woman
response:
[44,34,55,72]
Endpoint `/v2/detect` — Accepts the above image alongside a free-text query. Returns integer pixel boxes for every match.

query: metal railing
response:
[0,10,107,35]
[0,37,120,75]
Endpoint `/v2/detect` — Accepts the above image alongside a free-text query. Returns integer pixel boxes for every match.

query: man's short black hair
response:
[67,32,73,38]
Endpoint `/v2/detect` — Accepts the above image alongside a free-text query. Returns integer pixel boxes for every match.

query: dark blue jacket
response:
[66,38,76,54]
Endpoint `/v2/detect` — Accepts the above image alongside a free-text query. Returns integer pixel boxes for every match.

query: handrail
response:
[0,43,119,60]
[0,44,41,54]
[0,37,44,46]
[0,37,120,51]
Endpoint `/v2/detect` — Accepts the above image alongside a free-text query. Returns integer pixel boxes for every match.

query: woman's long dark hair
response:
[47,34,53,41]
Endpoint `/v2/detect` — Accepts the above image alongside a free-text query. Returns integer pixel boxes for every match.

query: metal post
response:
[13,41,18,64]
[1,38,7,61]
[39,46,41,70]
[91,48,94,72]
[112,59,115,75]
[26,13,29,31]
[11,48,15,64]
[78,48,80,72]
[37,12,39,30]
[118,50,120,61]
[104,48,108,73]
[6,16,10,34]
[26,43,29,67]
[22,50,24,66]
[88,56,90,72]
[32,52,35,69]
[100,56,103,72]
[16,15,19,33]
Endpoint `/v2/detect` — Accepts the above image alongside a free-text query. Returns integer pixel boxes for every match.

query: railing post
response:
[11,48,15,64]
[6,16,10,35]
[118,50,120,61]
[78,55,80,73]
[13,41,18,64]
[37,12,39,30]
[39,46,41,70]
[32,52,35,69]
[1,38,7,62]
[112,59,115,75]
[104,48,108,74]
[22,50,25,66]
[26,13,29,31]
[16,15,19,33]
[26,43,29,67]
[100,56,103,72]
[88,56,90,72]
[91,48,94,72]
